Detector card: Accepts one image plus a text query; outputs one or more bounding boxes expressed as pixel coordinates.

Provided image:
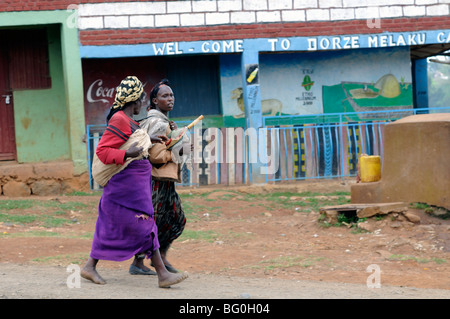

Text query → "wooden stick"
[187,115,204,129]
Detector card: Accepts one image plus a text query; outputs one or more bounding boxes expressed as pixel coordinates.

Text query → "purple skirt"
[90,160,159,261]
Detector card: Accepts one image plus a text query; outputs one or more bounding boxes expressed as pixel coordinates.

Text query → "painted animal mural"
[231,87,282,118]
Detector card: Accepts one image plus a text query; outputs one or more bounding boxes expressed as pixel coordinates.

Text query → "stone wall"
[351,113,450,210]
[0,161,90,197]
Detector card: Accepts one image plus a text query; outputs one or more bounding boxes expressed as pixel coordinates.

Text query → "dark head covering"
[112,76,144,110]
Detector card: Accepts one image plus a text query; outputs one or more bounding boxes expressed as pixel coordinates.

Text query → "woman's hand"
[169,121,177,131]
[150,135,170,144]
[125,142,143,159]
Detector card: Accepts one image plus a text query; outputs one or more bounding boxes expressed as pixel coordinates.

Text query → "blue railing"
[86,107,450,188]
[262,107,450,183]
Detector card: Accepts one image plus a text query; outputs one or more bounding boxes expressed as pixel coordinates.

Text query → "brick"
[403,5,426,16]
[218,0,242,11]
[330,8,355,20]
[231,11,256,23]
[293,0,318,9]
[268,0,292,10]
[206,12,230,25]
[78,16,104,30]
[416,0,438,4]
[306,8,330,21]
[344,0,412,6]
[282,9,306,22]
[180,13,205,26]
[167,0,192,13]
[379,6,403,18]
[155,13,180,27]
[427,4,449,15]
[319,0,342,8]
[104,15,129,29]
[257,11,281,23]
[243,0,268,10]
[130,15,155,28]
[192,0,218,12]
[355,7,380,19]
[80,2,165,17]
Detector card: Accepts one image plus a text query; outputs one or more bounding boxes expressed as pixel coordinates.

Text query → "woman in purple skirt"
[81,76,188,288]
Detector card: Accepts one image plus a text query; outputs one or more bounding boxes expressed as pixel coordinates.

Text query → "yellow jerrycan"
[359,155,381,182]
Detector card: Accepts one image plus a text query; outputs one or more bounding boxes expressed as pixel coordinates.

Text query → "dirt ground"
[0,179,449,300]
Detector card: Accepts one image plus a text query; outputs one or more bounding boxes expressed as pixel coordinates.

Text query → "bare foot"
[81,266,106,285]
[158,271,188,288]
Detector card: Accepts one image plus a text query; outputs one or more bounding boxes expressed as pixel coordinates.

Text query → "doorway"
[0,46,16,161]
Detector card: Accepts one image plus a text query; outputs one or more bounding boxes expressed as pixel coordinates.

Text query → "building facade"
[1,1,449,193]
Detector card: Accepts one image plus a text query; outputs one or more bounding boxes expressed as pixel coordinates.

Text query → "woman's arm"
[96,113,132,165]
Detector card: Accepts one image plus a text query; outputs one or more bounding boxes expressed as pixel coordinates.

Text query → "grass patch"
[64,191,101,196]
[388,254,447,264]
[0,212,76,228]
[1,230,60,238]
[0,200,35,210]
[1,230,94,239]
[239,191,351,211]
[0,212,37,224]
[0,198,97,228]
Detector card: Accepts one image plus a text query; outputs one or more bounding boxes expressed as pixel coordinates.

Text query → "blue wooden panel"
[167,55,221,118]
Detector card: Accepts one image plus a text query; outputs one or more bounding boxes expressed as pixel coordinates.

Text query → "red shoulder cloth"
[96,111,139,165]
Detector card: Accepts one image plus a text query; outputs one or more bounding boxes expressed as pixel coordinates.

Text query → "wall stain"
[21,117,32,130]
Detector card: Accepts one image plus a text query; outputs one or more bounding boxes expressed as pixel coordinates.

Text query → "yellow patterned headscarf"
[112,76,144,110]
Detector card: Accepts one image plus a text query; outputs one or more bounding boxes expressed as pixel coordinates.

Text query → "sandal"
[129,264,157,276]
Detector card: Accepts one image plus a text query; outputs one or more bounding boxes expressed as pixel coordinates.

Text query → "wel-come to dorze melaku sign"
[80,29,450,58]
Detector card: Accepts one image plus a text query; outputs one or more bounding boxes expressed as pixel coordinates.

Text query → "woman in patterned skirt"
[138,79,189,273]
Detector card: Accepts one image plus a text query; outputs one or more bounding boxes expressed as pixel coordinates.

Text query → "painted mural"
[220,47,413,127]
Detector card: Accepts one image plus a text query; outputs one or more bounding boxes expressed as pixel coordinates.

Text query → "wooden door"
[0,46,16,160]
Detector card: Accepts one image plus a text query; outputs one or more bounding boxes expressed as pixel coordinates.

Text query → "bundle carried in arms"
[92,129,151,187]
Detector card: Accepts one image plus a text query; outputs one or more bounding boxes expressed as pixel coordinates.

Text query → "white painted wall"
[77,0,449,29]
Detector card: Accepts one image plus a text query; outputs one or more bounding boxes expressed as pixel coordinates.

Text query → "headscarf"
[112,76,144,110]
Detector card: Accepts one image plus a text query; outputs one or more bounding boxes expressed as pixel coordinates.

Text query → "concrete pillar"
[241,50,267,183]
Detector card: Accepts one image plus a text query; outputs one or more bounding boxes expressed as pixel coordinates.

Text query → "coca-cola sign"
[82,57,165,125]
[86,79,115,104]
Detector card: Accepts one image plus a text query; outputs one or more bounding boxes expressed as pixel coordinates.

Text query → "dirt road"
[1,180,449,304]
[0,263,449,300]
